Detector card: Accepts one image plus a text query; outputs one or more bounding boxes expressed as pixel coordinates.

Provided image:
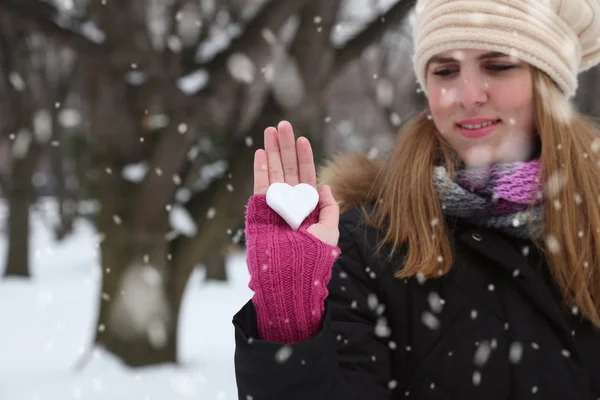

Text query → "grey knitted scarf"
[433,159,544,239]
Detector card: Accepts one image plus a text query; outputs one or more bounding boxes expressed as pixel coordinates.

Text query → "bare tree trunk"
[84,72,179,366]
[51,141,75,241]
[1,19,39,278]
[92,156,177,366]
[203,250,227,281]
[4,143,38,277]
[50,71,78,241]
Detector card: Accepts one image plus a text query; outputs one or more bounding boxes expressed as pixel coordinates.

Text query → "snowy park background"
[1,0,600,399]
[0,199,252,399]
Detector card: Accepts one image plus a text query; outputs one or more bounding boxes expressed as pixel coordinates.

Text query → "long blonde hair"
[323,67,600,328]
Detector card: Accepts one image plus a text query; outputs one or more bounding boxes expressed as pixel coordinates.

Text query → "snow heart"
[266,182,319,231]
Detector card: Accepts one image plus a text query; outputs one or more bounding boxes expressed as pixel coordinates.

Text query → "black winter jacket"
[233,207,600,399]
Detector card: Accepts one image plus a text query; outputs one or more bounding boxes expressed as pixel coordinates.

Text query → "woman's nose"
[457,73,488,108]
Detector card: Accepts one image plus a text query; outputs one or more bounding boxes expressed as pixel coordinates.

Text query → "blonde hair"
[356,67,600,328]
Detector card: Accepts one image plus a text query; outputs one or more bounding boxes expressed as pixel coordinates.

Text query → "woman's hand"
[253,121,340,246]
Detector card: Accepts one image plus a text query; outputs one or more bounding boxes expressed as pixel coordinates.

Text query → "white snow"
[178,70,209,95]
[9,71,26,92]
[80,21,107,44]
[169,205,198,237]
[333,0,405,46]
[33,109,53,143]
[227,52,256,84]
[0,198,252,399]
[12,129,33,159]
[122,162,149,183]
[58,109,82,128]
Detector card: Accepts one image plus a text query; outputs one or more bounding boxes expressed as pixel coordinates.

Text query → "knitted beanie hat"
[412,0,600,98]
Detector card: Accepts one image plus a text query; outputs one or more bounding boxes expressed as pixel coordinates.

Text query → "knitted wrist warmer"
[244,194,341,344]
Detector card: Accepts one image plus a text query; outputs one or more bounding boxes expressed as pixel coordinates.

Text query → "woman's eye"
[433,69,454,77]
[488,65,515,71]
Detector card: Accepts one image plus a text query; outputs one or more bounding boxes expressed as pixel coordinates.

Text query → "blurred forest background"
[0,0,599,396]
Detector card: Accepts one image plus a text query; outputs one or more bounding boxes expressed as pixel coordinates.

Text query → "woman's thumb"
[318,185,339,228]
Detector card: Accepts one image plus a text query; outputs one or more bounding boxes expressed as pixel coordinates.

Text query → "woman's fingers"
[261,121,316,193]
[277,121,299,186]
[297,136,317,189]
[253,149,270,195]
[264,126,284,184]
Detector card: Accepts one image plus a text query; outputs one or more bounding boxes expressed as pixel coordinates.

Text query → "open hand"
[253,121,339,246]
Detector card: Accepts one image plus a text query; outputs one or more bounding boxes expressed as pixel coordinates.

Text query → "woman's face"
[426,48,537,166]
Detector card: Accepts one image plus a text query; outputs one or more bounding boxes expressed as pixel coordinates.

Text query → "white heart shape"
[266,182,319,231]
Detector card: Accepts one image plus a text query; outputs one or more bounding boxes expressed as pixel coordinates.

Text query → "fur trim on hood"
[317,152,383,213]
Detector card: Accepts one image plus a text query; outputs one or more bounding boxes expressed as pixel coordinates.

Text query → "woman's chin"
[457,137,537,167]
[461,146,495,168]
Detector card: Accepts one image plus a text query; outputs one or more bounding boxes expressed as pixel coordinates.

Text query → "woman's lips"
[457,120,501,139]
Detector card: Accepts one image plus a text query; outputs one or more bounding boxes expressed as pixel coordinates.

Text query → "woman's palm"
[253,121,339,246]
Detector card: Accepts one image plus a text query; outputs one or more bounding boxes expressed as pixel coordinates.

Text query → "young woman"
[233,1,600,399]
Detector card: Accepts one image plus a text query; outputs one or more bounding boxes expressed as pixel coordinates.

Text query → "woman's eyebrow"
[428,51,507,64]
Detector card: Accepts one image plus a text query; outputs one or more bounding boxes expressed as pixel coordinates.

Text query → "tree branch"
[131,0,317,232]
[0,0,105,58]
[328,0,415,85]
[196,0,315,86]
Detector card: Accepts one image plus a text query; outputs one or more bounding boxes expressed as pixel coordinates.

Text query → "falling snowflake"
[274,345,293,364]
[427,291,444,313]
[421,311,440,330]
[472,370,482,386]
[169,205,197,236]
[9,71,25,91]
[545,235,560,253]
[375,317,392,337]
[227,52,255,84]
[12,129,32,159]
[33,109,52,143]
[206,207,217,219]
[591,138,600,153]
[474,341,492,367]
[509,342,523,364]
[122,162,149,182]
[367,293,379,310]
[545,170,567,198]
[376,78,394,107]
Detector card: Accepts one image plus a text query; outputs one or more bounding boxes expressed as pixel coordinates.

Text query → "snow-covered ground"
[0,200,252,400]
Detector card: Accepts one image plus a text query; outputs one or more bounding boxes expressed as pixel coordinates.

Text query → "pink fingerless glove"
[245,194,341,344]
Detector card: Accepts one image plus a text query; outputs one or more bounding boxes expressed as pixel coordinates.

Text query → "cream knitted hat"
[412,0,600,98]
